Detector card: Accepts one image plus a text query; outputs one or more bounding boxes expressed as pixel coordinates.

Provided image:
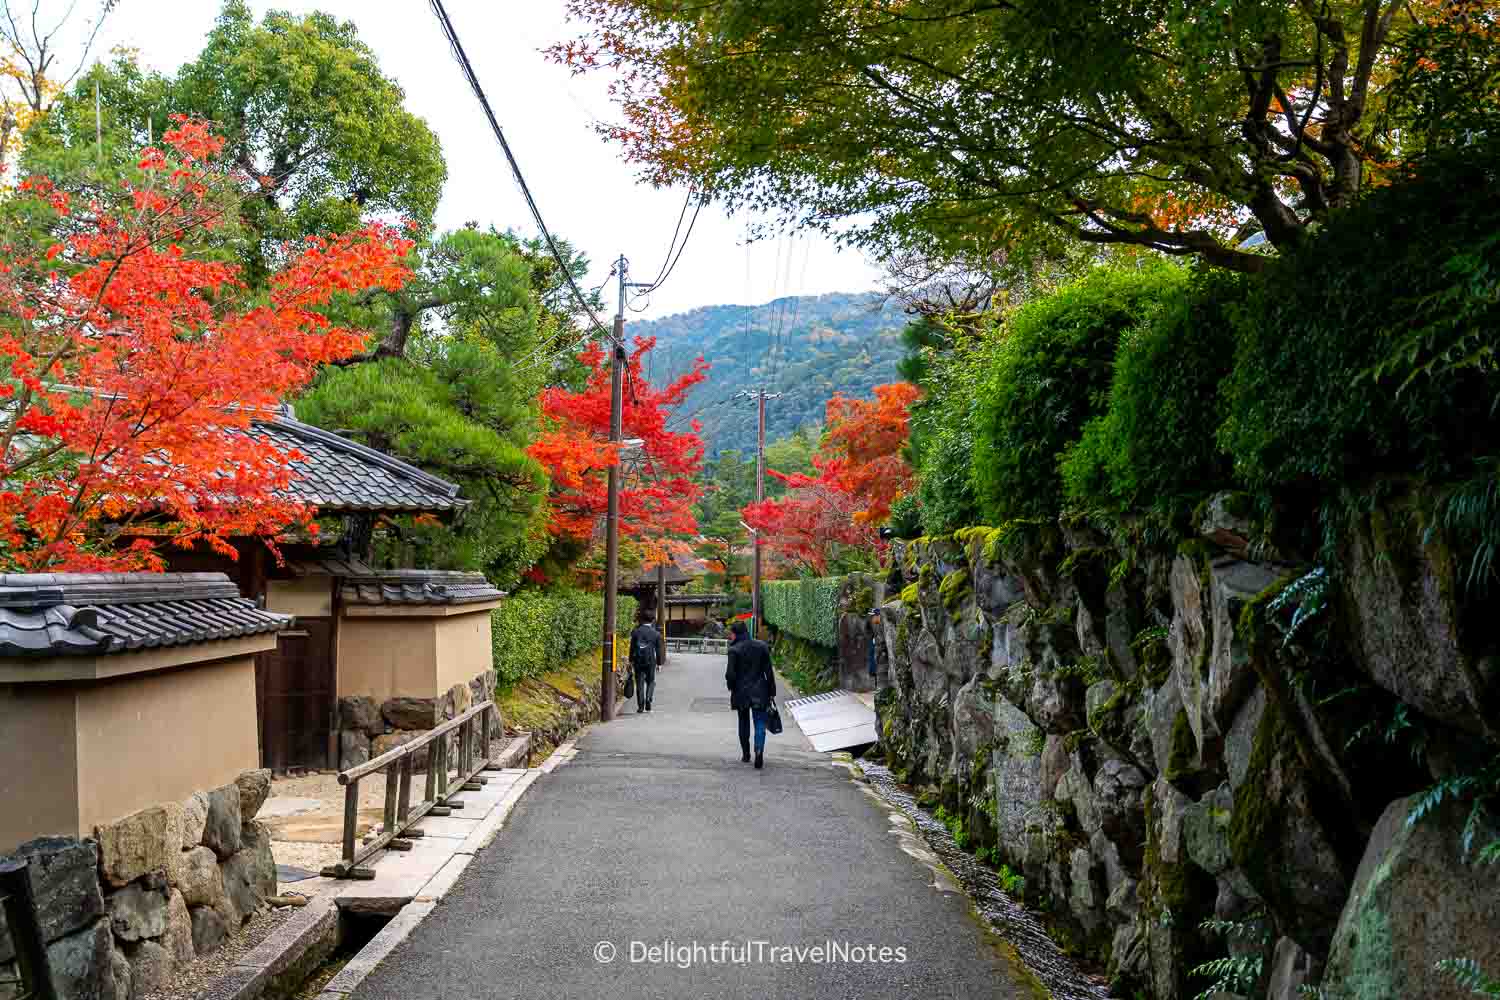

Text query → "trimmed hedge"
[491,590,638,686]
[763,576,842,647]
[971,262,1184,525]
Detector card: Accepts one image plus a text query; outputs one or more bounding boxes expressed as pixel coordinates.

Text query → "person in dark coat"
[725,620,776,768]
[628,613,660,713]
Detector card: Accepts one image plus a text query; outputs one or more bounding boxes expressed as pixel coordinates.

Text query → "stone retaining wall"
[0,769,277,1000]
[335,669,497,771]
[875,497,1500,999]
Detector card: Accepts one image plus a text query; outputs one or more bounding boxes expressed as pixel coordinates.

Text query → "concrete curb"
[493,732,532,769]
[193,896,339,1000]
[192,741,548,1000]
[315,901,437,1000]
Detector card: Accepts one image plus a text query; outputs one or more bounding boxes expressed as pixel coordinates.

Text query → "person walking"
[629,613,660,713]
[726,620,776,768]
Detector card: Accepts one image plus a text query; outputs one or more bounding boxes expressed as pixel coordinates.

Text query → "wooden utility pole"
[656,562,667,666]
[736,389,781,638]
[601,256,653,719]
[601,256,627,721]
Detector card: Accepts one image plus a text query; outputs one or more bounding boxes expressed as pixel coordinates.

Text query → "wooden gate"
[257,618,335,771]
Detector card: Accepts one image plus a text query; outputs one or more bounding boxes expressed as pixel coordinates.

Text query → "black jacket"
[726,636,776,710]
[629,622,660,669]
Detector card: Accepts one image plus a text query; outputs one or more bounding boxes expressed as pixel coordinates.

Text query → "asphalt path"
[350,651,1026,1000]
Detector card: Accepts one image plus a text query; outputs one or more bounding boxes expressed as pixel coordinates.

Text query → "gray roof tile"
[0,573,290,658]
[246,416,467,515]
[335,569,505,607]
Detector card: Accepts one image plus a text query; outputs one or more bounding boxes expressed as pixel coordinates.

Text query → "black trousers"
[635,660,656,708]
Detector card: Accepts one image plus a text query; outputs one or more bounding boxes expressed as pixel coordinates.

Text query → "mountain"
[626,291,908,456]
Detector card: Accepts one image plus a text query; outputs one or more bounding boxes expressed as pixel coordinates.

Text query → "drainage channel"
[858,761,1112,1000]
[288,909,390,1000]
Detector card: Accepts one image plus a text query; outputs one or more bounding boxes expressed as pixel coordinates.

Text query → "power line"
[428,0,618,348]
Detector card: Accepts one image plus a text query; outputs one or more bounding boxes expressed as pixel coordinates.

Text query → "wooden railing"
[0,857,55,1000]
[321,700,499,879]
[665,636,729,655]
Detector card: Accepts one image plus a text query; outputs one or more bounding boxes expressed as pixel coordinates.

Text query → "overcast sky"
[76,0,882,320]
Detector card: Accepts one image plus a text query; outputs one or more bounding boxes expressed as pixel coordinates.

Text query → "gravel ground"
[140,905,296,1000]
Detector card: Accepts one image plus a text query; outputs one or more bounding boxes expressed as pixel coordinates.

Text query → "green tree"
[33,0,446,283]
[557,0,1480,271]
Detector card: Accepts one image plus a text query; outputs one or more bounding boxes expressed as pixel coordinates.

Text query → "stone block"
[381,696,439,731]
[44,918,116,1000]
[123,939,172,1000]
[201,785,242,860]
[162,891,193,964]
[238,822,277,902]
[173,847,225,911]
[235,769,272,823]
[371,731,430,770]
[340,730,371,771]
[179,793,209,850]
[449,682,473,717]
[1324,794,1500,999]
[188,906,227,957]
[96,805,181,888]
[339,695,385,737]
[0,837,104,961]
[105,878,169,943]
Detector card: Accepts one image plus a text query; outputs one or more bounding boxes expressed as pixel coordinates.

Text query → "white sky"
[76,0,882,320]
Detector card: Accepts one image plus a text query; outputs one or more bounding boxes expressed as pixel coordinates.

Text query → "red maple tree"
[741,382,919,573]
[529,336,708,563]
[0,119,415,571]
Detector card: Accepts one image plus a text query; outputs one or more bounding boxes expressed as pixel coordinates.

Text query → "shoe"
[754,752,764,769]
[741,749,751,763]
[637,706,646,713]
[646,702,652,711]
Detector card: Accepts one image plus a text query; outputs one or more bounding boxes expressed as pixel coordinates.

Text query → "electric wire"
[429,0,619,348]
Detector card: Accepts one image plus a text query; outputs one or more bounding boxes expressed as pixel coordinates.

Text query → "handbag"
[764,699,784,735]
[622,669,635,700]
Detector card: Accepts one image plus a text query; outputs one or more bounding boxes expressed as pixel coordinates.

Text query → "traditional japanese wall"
[73,657,259,835]
[874,498,1500,999]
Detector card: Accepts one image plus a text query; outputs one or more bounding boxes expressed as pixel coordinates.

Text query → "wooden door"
[257,618,335,770]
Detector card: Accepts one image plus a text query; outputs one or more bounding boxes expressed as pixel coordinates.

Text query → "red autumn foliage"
[741,382,919,572]
[820,381,921,523]
[0,119,415,571]
[529,336,708,562]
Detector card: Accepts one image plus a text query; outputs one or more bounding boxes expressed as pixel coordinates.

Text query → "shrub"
[1061,268,1243,522]
[1218,138,1500,498]
[762,576,842,647]
[972,262,1186,525]
[907,338,986,535]
[491,589,637,685]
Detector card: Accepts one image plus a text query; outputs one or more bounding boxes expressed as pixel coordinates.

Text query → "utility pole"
[601,255,653,721]
[736,389,781,638]
[656,562,667,667]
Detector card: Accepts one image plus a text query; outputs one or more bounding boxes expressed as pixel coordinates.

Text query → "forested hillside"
[627,292,905,454]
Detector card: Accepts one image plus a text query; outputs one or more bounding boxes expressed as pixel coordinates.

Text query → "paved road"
[351,652,1026,1000]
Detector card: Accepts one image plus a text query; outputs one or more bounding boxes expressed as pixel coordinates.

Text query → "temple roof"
[249,414,467,516]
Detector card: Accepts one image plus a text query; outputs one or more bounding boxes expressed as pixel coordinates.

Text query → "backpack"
[630,625,657,668]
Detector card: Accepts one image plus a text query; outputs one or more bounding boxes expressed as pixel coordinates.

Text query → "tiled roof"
[0,573,290,658]
[329,568,505,607]
[247,415,467,516]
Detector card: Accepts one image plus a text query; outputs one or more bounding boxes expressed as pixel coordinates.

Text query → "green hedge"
[971,262,1184,525]
[1218,139,1500,497]
[1061,268,1242,523]
[763,576,841,647]
[491,590,638,686]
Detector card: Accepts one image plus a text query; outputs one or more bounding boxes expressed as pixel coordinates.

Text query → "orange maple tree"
[742,382,919,572]
[0,119,415,571]
[528,336,708,564]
